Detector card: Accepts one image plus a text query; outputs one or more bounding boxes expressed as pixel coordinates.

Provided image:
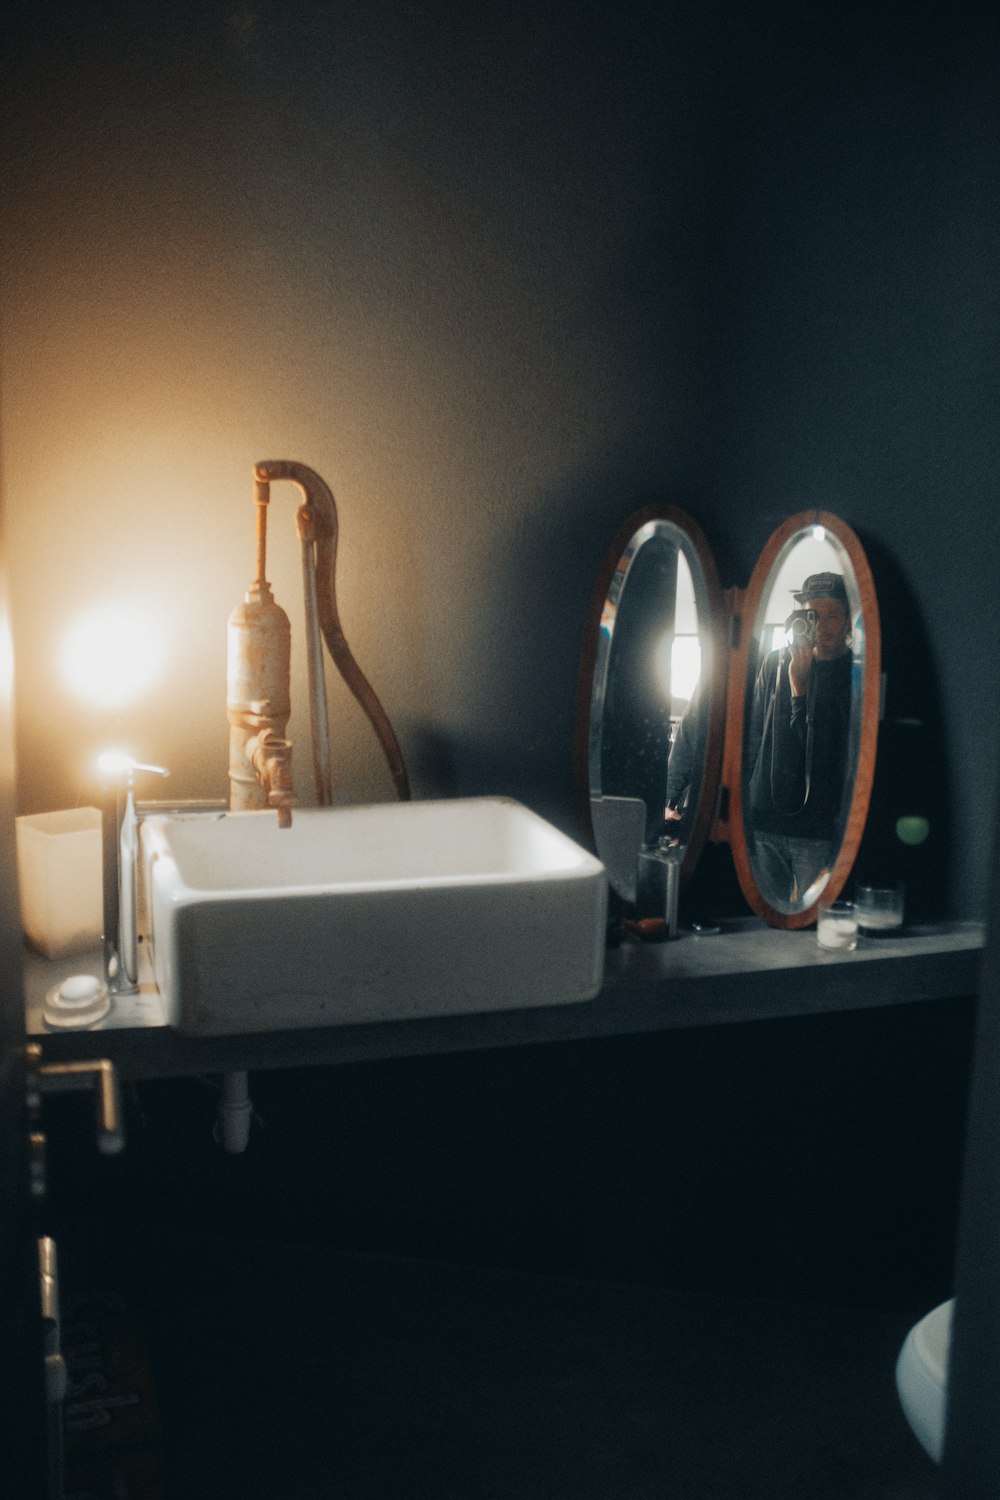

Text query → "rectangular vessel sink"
[140,797,607,1035]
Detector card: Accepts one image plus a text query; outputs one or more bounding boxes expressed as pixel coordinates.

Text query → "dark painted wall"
[3,0,998,917]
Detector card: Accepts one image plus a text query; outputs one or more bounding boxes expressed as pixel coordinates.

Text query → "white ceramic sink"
[140,797,607,1035]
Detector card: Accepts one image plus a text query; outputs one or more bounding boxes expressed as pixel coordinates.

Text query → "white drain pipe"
[217,1070,253,1154]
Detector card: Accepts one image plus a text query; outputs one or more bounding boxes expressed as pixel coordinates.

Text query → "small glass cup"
[855,883,905,938]
[817,900,859,952]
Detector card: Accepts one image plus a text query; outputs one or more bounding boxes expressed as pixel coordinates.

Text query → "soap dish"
[43,974,111,1030]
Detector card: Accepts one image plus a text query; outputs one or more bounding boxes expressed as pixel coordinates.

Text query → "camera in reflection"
[784,608,817,649]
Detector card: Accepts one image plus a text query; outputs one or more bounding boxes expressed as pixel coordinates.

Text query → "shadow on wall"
[854,535,951,921]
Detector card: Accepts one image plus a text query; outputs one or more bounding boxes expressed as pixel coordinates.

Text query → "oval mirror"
[725,510,881,927]
[575,507,725,908]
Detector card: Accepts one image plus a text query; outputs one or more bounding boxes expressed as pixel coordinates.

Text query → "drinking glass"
[817,900,859,952]
[855,884,905,937]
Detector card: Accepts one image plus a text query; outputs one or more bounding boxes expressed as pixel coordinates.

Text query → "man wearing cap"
[745,572,855,906]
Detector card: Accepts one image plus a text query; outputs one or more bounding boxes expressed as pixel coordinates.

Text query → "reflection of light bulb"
[656,633,701,701]
[59,605,165,709]
[811,525,826,541]
[671,637,701,700]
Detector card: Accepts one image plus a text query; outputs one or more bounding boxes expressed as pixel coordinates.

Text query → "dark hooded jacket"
[746,649,853,840]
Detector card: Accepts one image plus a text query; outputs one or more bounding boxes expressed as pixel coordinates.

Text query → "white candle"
[817,914,858,951]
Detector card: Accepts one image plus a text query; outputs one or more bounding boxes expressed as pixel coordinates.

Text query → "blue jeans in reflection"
[752,833,834,907]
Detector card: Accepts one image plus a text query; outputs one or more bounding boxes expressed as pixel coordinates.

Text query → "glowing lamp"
[59,604,165,710]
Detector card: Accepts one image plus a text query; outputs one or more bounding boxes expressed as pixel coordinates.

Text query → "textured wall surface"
[3,0,998,915]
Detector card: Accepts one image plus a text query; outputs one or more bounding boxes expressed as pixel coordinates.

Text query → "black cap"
[792,572,848,605]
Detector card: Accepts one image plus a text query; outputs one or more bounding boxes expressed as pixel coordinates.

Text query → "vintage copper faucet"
[227,460,409,826]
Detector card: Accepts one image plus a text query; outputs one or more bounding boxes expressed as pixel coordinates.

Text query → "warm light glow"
[96,750,139,778]
[95,749,170,786]
[0,616,13,705]
[59,604,165,709]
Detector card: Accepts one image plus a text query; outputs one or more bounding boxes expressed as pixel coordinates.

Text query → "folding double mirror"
[576,508,881,929]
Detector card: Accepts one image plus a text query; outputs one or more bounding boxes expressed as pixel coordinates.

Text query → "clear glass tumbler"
[817,900,859,952]
[855,883,905,937]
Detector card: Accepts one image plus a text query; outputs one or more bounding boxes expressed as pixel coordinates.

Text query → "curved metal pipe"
[253,460,410,801]
[298,525,333,806]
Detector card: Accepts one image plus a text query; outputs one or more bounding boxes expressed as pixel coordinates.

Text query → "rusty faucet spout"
[250,731,296,829]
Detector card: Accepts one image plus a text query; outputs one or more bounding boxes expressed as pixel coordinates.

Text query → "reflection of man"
[662,682,703,840]
[746,572,853,904]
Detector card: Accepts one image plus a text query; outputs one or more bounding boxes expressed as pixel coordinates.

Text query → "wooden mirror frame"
[574,504,728,890]
[719,509,882,929]
[576,507,882,931]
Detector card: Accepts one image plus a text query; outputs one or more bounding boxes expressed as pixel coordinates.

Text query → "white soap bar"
[43,972,110,1029]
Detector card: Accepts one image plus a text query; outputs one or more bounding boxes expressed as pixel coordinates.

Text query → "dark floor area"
[61,1222,938,1500]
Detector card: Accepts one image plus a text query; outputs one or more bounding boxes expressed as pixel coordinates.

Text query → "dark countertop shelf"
[24,918,984,1081]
